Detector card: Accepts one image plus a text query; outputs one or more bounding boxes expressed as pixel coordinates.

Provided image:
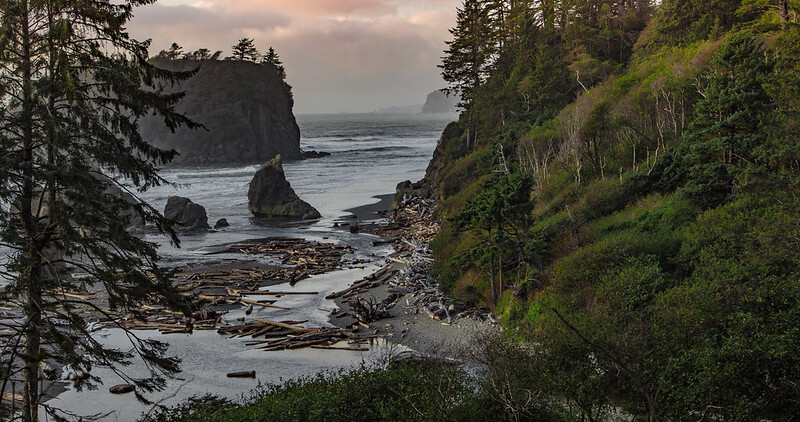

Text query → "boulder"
[164,196,210,230]
[214,218,230,229]
[301,150,331,159]
[248,155,321,220]
[393,179,432,207]
[114,189,147,235]
[109,384,135,394]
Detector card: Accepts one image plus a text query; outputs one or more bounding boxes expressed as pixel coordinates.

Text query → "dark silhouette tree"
[189,47,212,60]
[231,37,259,62]
[0,0,198,420]
[262,46,286,79]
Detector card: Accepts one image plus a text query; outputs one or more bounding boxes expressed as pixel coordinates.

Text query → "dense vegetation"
[152,39,288,82]
[142,359,521,422]
[428,0,800,419]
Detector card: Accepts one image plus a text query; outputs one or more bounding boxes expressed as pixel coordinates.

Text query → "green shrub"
[142,360,497,422]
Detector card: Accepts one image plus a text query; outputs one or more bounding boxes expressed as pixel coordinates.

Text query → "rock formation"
[110,187,147,235]
[248,155,321,220]
[140,59,302,166]
[422,90,459,113]
[394,179,433,207]
[164,196,210,231]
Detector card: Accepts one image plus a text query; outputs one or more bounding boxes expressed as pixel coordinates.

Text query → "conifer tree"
[0,0,198,420]
[440,0,498,148]
[262,46,287,80]
[441,0,497,109]
[166,42,184,59]
[738,0,800,30]
[685,31,776,207]
[190,47,212,60]
[231,37,259,62]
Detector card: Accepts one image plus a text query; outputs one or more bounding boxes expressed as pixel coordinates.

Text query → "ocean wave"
[344,146,415,153]
[171,166,260,180]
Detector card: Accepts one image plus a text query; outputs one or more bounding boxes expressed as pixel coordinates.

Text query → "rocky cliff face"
[140,59,302,166]
[422,91,458,114]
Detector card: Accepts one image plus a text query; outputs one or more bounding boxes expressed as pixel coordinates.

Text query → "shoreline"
[328,192,495,358]
[342,193,394,222]
[8,192,488,417]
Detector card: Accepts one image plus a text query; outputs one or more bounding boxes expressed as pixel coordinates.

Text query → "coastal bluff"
[421,90,458,113]
[140,59,302,166]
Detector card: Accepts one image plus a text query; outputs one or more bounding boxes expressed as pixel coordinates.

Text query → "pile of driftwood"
[102,237,351,334]
[216,238,352,275]
[348,294,401,324]
[388,239,493,324]
[326,265,397,300]
[326,193,493,326]
[176,268,311,294]
[218,318,368,352]
[376,197,440,252]
[105,281,322,333]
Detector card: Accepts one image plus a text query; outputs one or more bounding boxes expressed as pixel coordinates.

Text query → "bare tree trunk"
[19,3,42,420]
[781,0,789,30]
[489,257,497,305]
[497,255,503,302]
[21,251,42,422]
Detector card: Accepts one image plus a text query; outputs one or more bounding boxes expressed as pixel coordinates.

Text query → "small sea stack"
[248,155,321,220]
[164,196,210,231]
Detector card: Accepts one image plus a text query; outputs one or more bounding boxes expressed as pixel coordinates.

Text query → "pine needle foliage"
[0,0,198,420]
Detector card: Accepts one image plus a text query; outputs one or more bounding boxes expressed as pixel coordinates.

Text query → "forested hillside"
[430,0,800,419]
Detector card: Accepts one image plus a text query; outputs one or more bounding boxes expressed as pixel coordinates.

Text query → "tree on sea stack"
[231,37,260,62]
[0,0,198,420]
[262,46,287,80]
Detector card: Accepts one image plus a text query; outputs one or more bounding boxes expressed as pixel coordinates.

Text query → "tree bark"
[781,0,789,30]
[489,256,497,305]
[19,2,42,420]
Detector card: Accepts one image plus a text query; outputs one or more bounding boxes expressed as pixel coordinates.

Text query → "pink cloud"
[127,0,462,113]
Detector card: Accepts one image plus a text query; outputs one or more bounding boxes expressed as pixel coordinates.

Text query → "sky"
[127,0,462,114]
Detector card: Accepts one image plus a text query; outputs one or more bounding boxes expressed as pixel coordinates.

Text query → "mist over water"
[42,113,455,420]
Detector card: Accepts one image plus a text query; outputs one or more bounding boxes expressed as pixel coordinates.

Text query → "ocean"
[42,113,456,420]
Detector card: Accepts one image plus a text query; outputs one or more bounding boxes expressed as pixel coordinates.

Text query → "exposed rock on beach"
[164,196,210,231]
[248,155,321,220]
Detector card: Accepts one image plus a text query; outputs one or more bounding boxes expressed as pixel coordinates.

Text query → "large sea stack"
[140,59,302,166]
[421,90,458,113]
[248,155,321,220]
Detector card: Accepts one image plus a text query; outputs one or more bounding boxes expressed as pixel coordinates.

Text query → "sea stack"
[164,196,210,231]
[139,59,302,166]
[248,155,321,220]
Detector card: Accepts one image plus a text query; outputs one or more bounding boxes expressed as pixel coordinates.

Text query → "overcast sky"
[127,0,461,114]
